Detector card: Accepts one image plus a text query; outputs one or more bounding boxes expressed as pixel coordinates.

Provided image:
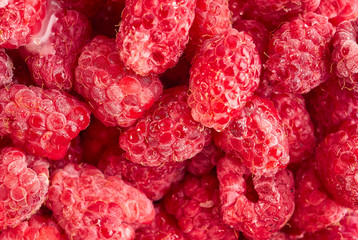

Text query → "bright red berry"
[315,0,358,26]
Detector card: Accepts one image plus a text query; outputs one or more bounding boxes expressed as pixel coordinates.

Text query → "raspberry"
[47,163,155,240]
[164,172,238,240]
[0,84,91,160]
[119,86,208,166]
[263,12,334,94]
[188,28,261,131]
[0,49,13,87]
[217,155,295,240]
[0,0,48,49]
[315,0,358,26]
[22,8,92,91]
[0,146,49,230]
[75,35,163,128]
[214,95,289,176]
[98,145,186,201]
[315,120,358,209]
[116,0,196,76]
[59,0,106,17]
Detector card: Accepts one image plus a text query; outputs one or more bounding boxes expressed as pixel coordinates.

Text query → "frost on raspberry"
[47,163,155,240]
[217,155,295,240]
[188,28,261,131]
[119,86,208,167]
[116,0,196,76]
[0,147,49,231]
[75,35,163,128]
[0,84,91,160]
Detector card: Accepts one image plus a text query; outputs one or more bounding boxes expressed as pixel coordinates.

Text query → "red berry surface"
[0,49,13,87]
[116,0,196,76]
[75,35,163,128]
[188,28,261,131]
[316,0,358,26]
[59,0,106,17]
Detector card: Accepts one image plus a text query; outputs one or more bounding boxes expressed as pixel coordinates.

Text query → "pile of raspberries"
[1,0,358,239]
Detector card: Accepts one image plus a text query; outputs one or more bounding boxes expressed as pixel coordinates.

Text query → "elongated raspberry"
[217,155,295,240]
[214,95,289,176]
[59,0,106,17]
[0,49,12,87]
[119,86,208,166]
[0,84,91,160]
[98,145,186,201]
[0,0,48,49]
[75,35,163,128]
[0,147,49,230]
[315,0,358,26]
[164,172,238,240]
[116,0,196,76]
[47,163,155,240]
[263,12,334,94]
[188,28,261,131]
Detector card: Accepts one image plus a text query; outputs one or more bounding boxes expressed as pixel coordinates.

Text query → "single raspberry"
[47,163,155,240]
[116,0,196,76]
[0,146,49,230]
[119,86,208,167]
[164,172,238,240]
[22,8,92,91]
[217,155,295,240]
[75,35,163,128]
[315,120,358,209]
[0,212,67,240]
[214,95,289,176]
[0,49,13,87]
[315,0,358,26]
[0,84,91,160]
[98,145,186,201]
[0,0,48,49]
[188,28,261,131]
[263,12,334,94]
[59,0,106,17]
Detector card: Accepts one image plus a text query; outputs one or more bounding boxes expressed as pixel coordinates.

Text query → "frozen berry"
[0,49,13,87]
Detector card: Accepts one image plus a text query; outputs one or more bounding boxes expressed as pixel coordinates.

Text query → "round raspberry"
[0,49,13,87]
[214,95,289,176]
[164,172,238,240]
[75,35,163,128]
[315,0,358,26]
[0,84,91,160]
[59,0,106,17]
[0,147,49,230]
[47,163,155,240]
[98,145,186,201]
[116,0,196,76]
[188,28,261,131]
[217,155,295,240]
[0,0,48,49]
[263,12,334,94]
[119,86,209,166]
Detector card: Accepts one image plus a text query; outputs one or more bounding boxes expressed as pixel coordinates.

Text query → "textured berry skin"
[188,28,261,131]
[0,147,49,231]
[0,49,13,87]
[59,0,106,17]
[315,120,358,210]
[98,145,186,201]
[270,93,316,165]
[214,95,289,176]
[75,35,163,128]
[263,12,334,94]
[0,0,48,49]
[164,172,238,240]
[22,9,92,91]
[116,0,196,76]
[217,155,295,240]
[0,84,91,160]
[47,163,155,240]
[119,86,208,166]
[316,0,358,26]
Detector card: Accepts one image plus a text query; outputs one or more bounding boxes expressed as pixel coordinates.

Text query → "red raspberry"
[47,163,155,240]
[22,8,92,91]
[315,0,358,26]
[98,145,186,201]
[0,84,91,160]
[119,86,208,166]
[315,120,358,209]
[75,35,163,128]
[217,155,295,240]
[0,49,13,87]
[0,0,47,49]
[0,147,49,230]
[188,28,261,131]
[164,172,238,240]
[59,0,106,17]
[263,12,334,94]
[116,0,196,76]
[214,95,289,176]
